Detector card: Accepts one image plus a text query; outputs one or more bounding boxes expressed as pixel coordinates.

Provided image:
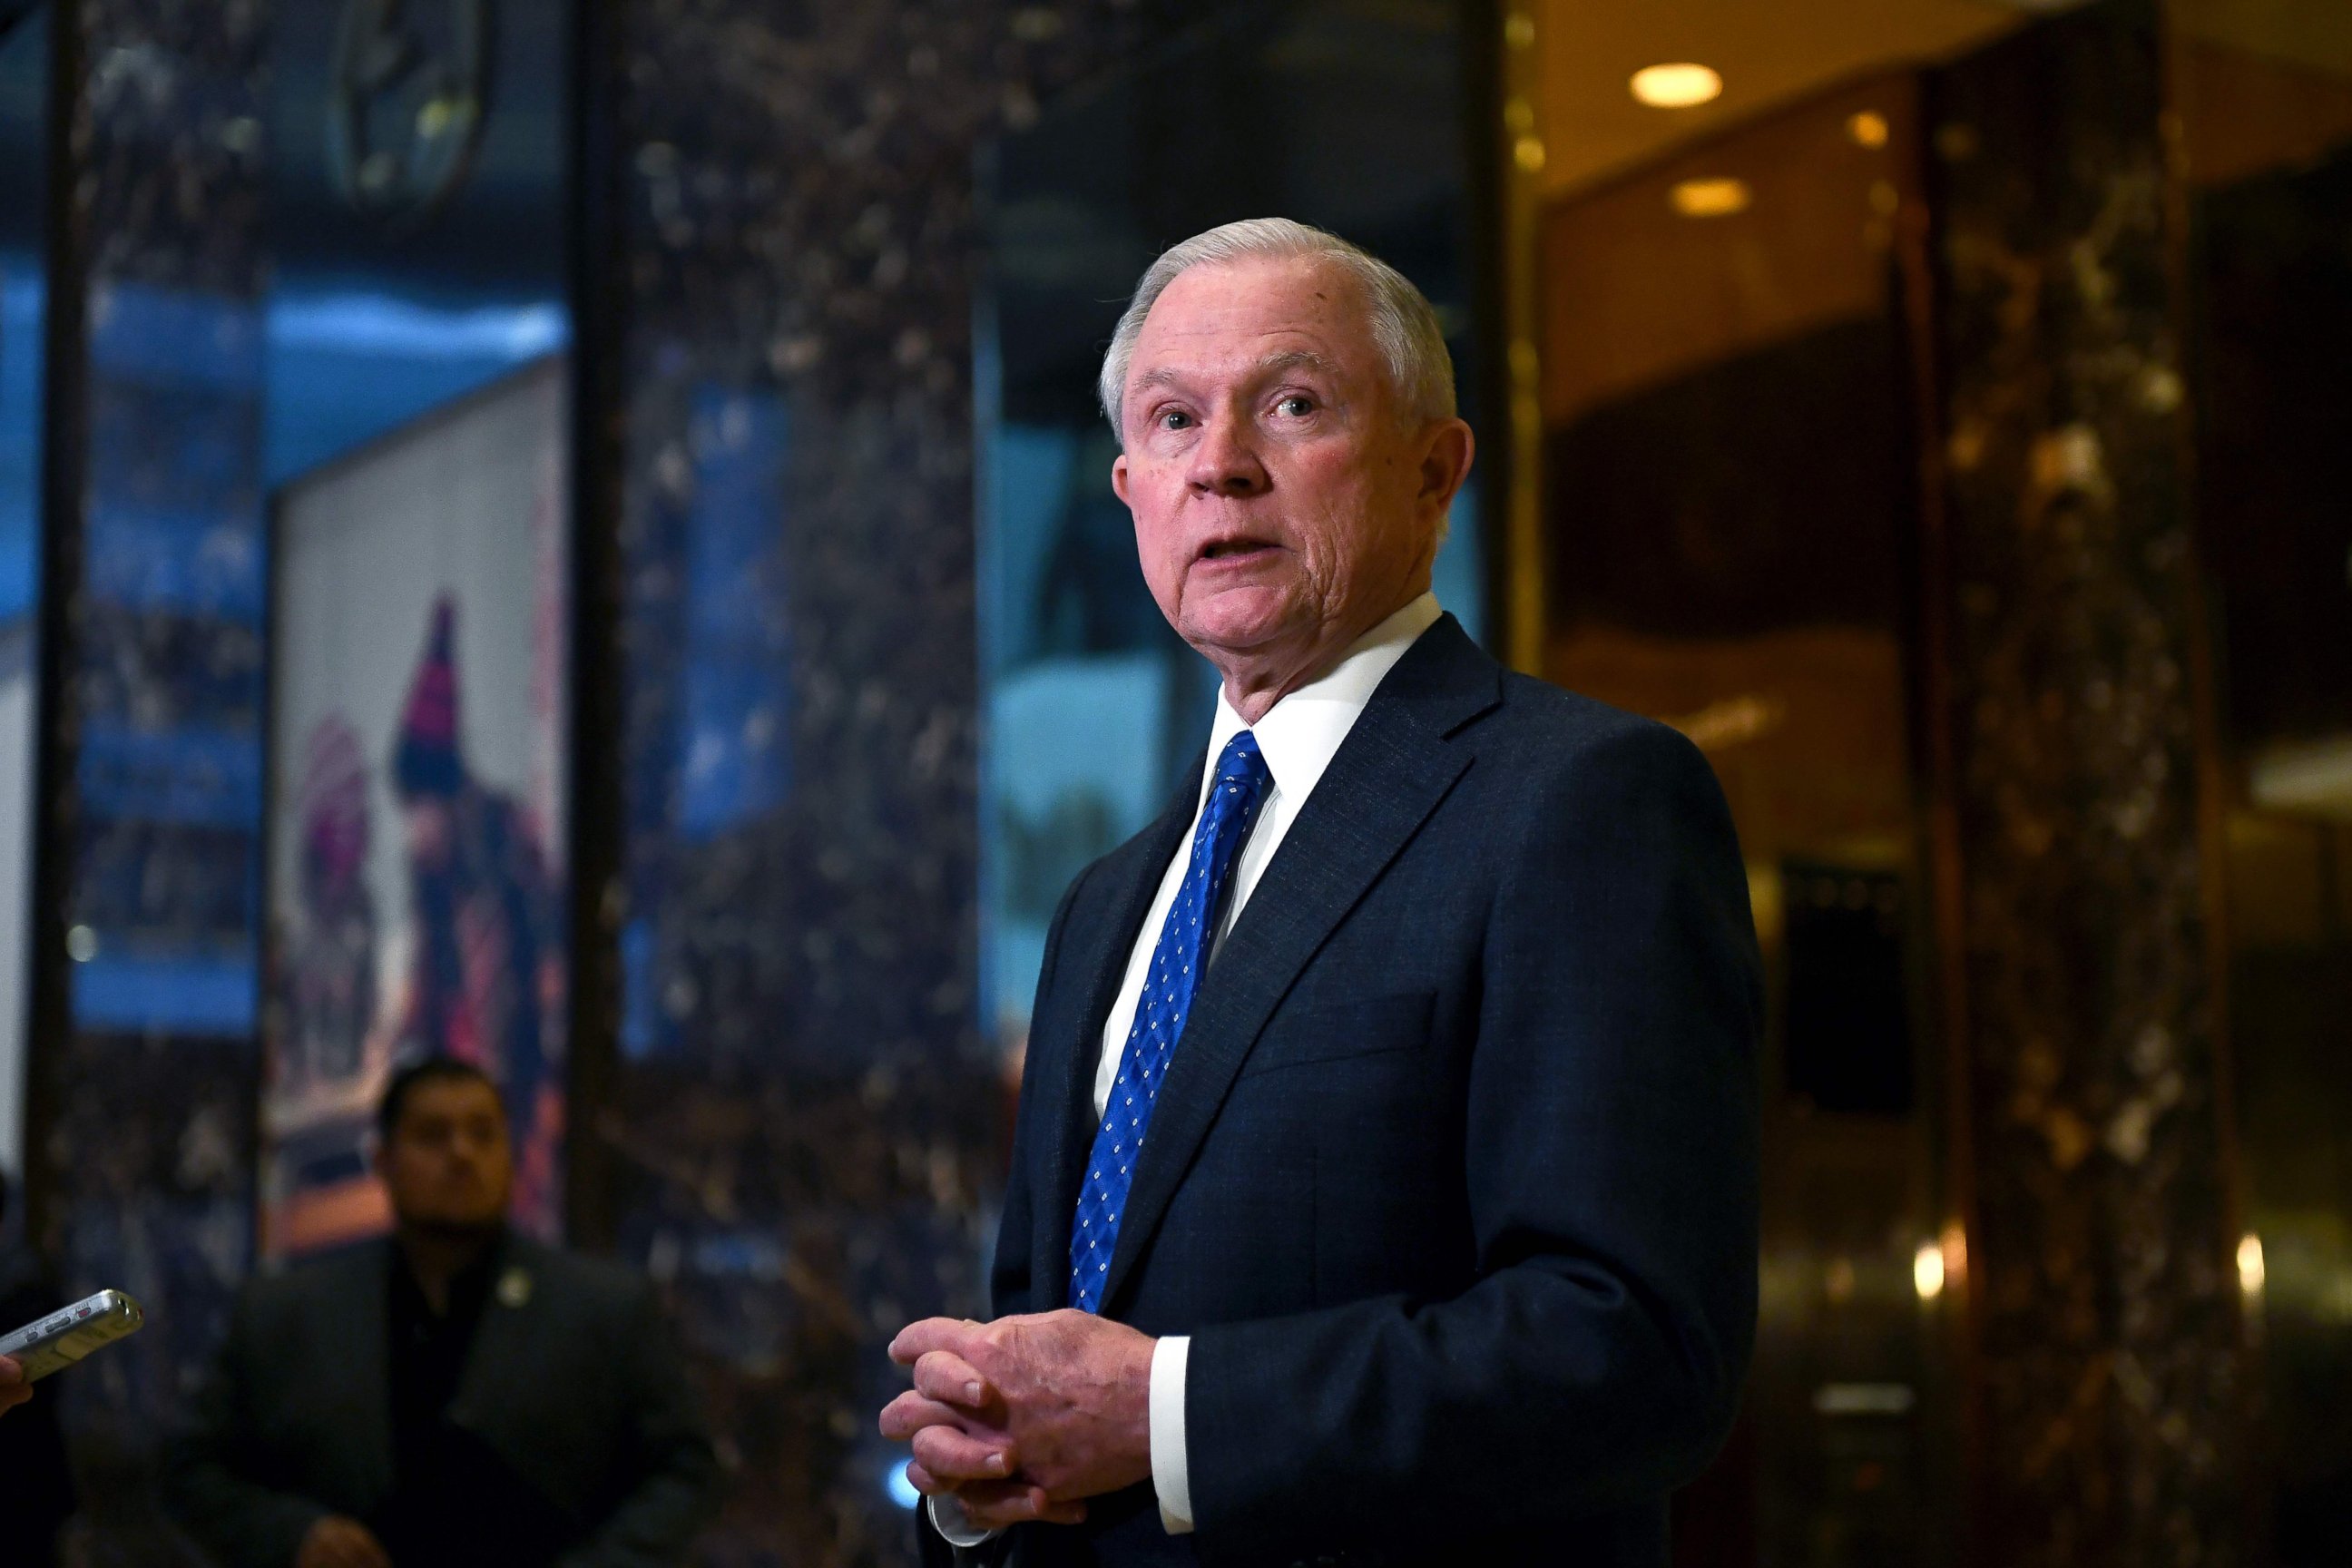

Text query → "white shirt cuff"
[1150,1334,1194,1534]
[927,1493,999,1549]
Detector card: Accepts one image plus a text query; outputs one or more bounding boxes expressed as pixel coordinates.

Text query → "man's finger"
[319,1518,390,1568]
[911,1349,993,1408]
[878,1391,995,1442]
[910,1422,1016,1483]
[326,1525,389,1568]
[0,1357,28,1414]
[888,1316,985,1367]
[953,1482,1088,1531]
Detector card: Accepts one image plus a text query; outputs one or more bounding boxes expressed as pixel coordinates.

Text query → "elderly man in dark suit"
[169,1060,718,1568]
[881,218,1761,1568]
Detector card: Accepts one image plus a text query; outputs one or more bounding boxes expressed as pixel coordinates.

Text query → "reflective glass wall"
[1535,68,1955,1568]
[34,1,576,1553]
[2176,3,2352,1558]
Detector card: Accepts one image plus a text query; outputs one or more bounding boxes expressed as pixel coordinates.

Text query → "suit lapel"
[448,1233,577,1512]
[1099,616,1500,1310]
[1028,786,1196,1310]
[328,1243,395,1504]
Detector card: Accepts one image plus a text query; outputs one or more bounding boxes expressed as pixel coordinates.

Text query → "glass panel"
[1535,67,1955,1568]
[0,2,44,1195]
[254,0,576,1258]
[976,0,1488,1059]
[2174,4,2352,1557]
[34,29,578,1553]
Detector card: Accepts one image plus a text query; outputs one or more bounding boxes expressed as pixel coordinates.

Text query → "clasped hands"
[878,1309,1156,1531]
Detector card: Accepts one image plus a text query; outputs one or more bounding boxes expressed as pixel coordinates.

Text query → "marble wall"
[38,0,271,1562]
[1925,2,2243,1563]
[600,3,1183,1562]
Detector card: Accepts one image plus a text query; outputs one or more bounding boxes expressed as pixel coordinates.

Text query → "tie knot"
[1212,730,1271,799]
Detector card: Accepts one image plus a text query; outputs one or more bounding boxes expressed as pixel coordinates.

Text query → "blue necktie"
[1069,730,1274,1312]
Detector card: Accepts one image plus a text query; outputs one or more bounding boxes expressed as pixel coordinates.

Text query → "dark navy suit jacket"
[936,614,1761,1568]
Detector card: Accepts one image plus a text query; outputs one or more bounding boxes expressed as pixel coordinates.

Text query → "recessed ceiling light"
[1847,111,1891,149]
[1631,64,1723,109]
[1670,177,1750,218]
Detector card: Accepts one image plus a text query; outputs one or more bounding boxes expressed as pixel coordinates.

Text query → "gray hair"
[1097,218,1456,442]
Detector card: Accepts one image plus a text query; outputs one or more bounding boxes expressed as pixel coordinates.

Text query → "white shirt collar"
[1200,593,1444,810]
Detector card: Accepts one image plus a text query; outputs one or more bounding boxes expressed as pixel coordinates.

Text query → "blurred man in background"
[168,1060,717,1568]
[0,1169,77,1560]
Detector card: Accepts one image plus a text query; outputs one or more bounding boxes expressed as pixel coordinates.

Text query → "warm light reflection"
[1913,1240,1946,1301]
[1631,62,1723,108]
[1670,177,1750,218]
[1847,110,1891,149]
[2239,1232,2267,1298]
[1940,1220,1969,1294]
[2248,735,2352,818]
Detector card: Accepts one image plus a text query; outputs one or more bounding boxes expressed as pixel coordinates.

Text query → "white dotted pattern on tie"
[1068,731,1271,1310]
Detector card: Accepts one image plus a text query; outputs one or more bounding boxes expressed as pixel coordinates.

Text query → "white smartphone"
[0,1289,145,1382]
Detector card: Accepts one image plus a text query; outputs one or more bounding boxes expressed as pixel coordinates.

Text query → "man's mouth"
[1200,538,1278,562]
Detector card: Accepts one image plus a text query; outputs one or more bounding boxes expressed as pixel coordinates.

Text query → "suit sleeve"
[1184,722,1763,1563]
[987,858,1094,1320]
[164,1289,331,1568]
[556,1282,720,1568]
[915,863,1099,1567]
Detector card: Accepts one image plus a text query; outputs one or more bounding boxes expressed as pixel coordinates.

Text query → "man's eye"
[1159,409,1192,430]
[1276,395,1314,417]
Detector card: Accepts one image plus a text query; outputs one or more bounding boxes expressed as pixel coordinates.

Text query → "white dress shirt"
[933,593,1444,1547]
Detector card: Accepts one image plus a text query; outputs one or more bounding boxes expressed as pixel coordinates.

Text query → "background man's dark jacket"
[929,615,1762,1568]
[169,1233,717,1567]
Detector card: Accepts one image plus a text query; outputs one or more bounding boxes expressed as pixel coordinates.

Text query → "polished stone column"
[34,1,271,1562]
[1925,2,2243,1563]
[600,4,1174,1560]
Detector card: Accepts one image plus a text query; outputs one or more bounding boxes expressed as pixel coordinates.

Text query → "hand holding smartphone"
[0,1289,145,1384]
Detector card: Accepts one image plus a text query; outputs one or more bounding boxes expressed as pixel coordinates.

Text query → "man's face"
[1111,254,1465,670]
[375,1076,513,1234]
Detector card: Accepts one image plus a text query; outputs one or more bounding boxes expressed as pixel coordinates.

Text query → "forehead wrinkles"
[1131,346,1346,401]
[1130,259,1376,387]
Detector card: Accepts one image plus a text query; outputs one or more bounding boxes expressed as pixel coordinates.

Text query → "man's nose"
[1186,409,1269,497]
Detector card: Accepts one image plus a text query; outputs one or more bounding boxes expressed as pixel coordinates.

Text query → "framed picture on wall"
[260,354,571,1259]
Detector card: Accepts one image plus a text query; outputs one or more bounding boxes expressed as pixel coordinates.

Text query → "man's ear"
[1418,418,1475,511]
[1111,450,1132,507]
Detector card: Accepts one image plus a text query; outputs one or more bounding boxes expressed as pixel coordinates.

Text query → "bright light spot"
[1940,1221,1968,1293]
[1670,177,1750,218]
[1914,1241,1945,1301]
[2238,1233,2266,1298]
[1514,135,1547,174]
[66,926,99,964]
[267,293,568,362]
[1631,63,1723,109]
[1848,111,1891,149]
[887,1461,922,1510]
